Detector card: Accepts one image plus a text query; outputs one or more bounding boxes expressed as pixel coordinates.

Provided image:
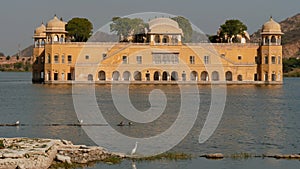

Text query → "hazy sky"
[0,0,299,55]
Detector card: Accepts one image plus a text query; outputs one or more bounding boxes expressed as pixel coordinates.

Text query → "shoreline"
[1,138,300,169]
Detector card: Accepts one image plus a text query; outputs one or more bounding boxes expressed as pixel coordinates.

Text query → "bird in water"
[15,121,20,125]
[131,141,138,155]
[78,119,83,124]
[118,121,125,126]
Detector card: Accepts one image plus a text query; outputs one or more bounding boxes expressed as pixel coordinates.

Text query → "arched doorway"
[123,71,131,81]
[212,71,219,81]
[201,71,209,81]
[225,71,232,81]
[154,71,160,81]
[88,74,93,81]
[190,71,198,81]
[98,71,106,81]
[182,71,186,81]
[162,71,168,81]
[237,75,243,81]
[272,72,276,81]
[134,71,141,81]
[171,71,178,81]
[112,71,120,81]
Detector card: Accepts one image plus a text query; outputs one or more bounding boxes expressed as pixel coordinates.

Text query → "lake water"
[0,72,299,168]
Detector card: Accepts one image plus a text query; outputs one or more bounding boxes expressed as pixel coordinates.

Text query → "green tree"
[6,55,10,60]
[14,62,23,69]
[171,16,193,43]
[110,17,148,42]
[219,19,247,43]
[66,17,93,42]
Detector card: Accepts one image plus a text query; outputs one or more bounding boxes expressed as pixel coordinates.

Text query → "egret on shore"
[78,119,83,124]
[131,141,138,155]
[15,121,20,125]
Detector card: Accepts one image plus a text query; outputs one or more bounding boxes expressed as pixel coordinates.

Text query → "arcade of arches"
[92,70,251,82]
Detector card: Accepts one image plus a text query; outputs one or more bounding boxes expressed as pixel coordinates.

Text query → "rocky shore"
[0,138,126,169]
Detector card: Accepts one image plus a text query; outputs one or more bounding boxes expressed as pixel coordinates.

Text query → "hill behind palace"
[251,13,300,58]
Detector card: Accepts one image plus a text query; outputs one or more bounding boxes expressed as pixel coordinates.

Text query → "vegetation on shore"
[283,57,300,77]
[0,62,32,72]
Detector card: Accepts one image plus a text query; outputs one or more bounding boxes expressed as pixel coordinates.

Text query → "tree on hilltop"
[66,17,93,42]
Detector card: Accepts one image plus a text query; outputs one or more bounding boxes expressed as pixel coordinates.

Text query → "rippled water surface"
[0,72,299,168]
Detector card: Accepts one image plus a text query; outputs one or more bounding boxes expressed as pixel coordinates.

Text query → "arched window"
[271,36,276,43]
[134,71,141,81]
[154,71,160,81]
[60,35,64,42]
[171,71,178,81]
[123,71,131,81]
[172,35,178,44]
[34,40,39,47]
[88,74,93,81]
[154,35,160,43]
[212,71,219,81]
[162,71,168,81]
[237,75,243,81]
[53,35,59,42]
[112,71,120,81]
[54,55,59,63]
[98,71,106,81]
[190,71,198,81]
[265,37,269,45]
[200,71,209,81]
[162,35,169,43]
[41,40,45,46]
[225,71,232,81]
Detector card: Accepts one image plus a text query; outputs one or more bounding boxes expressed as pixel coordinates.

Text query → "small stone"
[56,154,72,164]
[204,153,224,159]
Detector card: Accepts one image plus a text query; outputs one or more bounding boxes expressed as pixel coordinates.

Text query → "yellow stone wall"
[33,42,276,83]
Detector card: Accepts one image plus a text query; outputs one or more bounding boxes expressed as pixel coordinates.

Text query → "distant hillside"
[12,45,34,57]
[251,13,300,58]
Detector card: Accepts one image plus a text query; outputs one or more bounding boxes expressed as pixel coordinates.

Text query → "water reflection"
[1,73,300,169]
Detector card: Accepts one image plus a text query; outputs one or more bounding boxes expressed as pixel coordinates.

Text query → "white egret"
[15,121,20,125]
[131,141,138,155]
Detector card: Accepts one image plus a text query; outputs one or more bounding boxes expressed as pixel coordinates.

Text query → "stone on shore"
[201,153,224,159]
[0,138,127,169]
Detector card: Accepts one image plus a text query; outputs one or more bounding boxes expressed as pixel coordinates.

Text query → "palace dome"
[149,18,183,35]
[46,15,67,33]
[34,23,46,38]
[261,17,283,35]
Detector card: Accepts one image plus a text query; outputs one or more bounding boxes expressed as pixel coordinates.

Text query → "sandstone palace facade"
[32,16,283,84]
